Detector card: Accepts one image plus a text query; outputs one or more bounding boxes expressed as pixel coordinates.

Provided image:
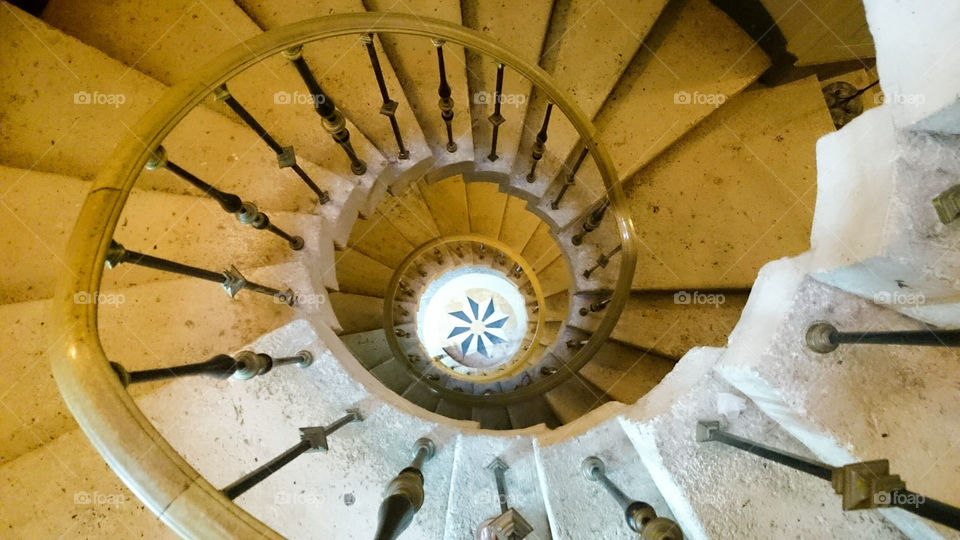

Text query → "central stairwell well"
[12,0,953,538]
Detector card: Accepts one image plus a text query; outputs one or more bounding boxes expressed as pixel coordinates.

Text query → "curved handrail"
[52,13,637,536]
[382,234,548,386]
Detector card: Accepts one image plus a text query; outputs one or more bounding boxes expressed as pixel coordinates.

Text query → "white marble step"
[0,166,328,305]
[535,417,674,539]
[715,255,960,539]
[442,434,551,540]
[0,261,320,466]
[619,355,904,539]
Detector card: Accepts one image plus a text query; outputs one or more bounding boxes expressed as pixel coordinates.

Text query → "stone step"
[585,291,749,360]
[0,4,357,226]
[0,261,317,466]
[508,0,669,194]
[462,0,553,174]
[442,435,550,540]
[506,397,560,430]
[470,406,512,431]
[41,0,393,185]
[420,175,471,237]
[346,213,415,269]
[369,356,415,395]
[624,76,834,290]
[363,0,475,165]
[339,328,393,370]
[376,179,443,247]
[131,318,459,539]
[535,418,676,539]
[328,249,393,297]
[498,195,541,254]
[811,105,960,327]
[328,293,386,335]
[0,166,327,305]
[619,360,905,539]
[578,340,676,404]
[465,181,508,238]
[233,0,432,167]
[532,0,772,231]
[542,371,610,424]
[714,256,960,538]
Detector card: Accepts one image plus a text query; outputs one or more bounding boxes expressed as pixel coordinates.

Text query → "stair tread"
[0,166,325,305]
[419,176,471,237]
[376,181,442,246]
[329,249,393,297]
[579,340,676,404]
[369,357,414,395]
[42,0,390,181]
[0,4,352,218]
[347,214,415,269]
[328,292,386,335]
[0,261,314,465]
[625,76,834,290]
[542,371,610,424]
[499,196,541,253]
[465,181,508,238]
[338,328,393,370]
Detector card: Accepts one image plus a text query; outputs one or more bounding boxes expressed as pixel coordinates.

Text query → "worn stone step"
[624,76,834,290]
[578,340,676,404]
[542,371,610,424]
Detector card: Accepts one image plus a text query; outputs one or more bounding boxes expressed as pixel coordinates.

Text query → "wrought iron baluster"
[374,438,436,540]
[361,34,409,160]
[806,321,960,353]
[697,420,960,532]
[480,458,533,539]
[487,63,506,162]
[583,244,623,279]
[572,198,611,245]
[221,409,361,500]
[283,45,367,175]
[582,457,684,538]
[110,350,313,386]
[433,39,458,153]
[214,84,330,204]
[551,147,588,210]
[146,147,303,250]
[526,103,553,183]
[578,293,611,317]
[105,241,295,305]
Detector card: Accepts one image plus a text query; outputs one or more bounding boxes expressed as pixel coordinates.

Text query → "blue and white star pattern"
[446,296,509,358]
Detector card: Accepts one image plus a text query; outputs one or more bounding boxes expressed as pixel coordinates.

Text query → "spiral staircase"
[1,0,959,538]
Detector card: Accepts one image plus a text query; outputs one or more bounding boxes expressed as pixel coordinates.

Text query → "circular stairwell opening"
[417,266,528,369]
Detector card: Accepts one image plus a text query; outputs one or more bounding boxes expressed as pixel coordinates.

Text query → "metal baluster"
[583,244,623,279]
[572,199,611,246]
[697,420,960,532]
[487,63,506,162]
[578,294,611,317]
[105,241,294,305]
[221,409,361,500]
[361,34,409,160]
[481,458,533,539]
[110,350,313,386]
[283,45,367,175]
[806,321,960,353]
[551,147,588,210]
[374,438,436,540]
[526,103,553,183]
[146,147,303,250]
[214,84,330,204]
[582,457,684,538]
[433,39,458,153]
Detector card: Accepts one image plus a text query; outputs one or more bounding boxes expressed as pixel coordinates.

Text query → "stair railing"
[52,13,636,537]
